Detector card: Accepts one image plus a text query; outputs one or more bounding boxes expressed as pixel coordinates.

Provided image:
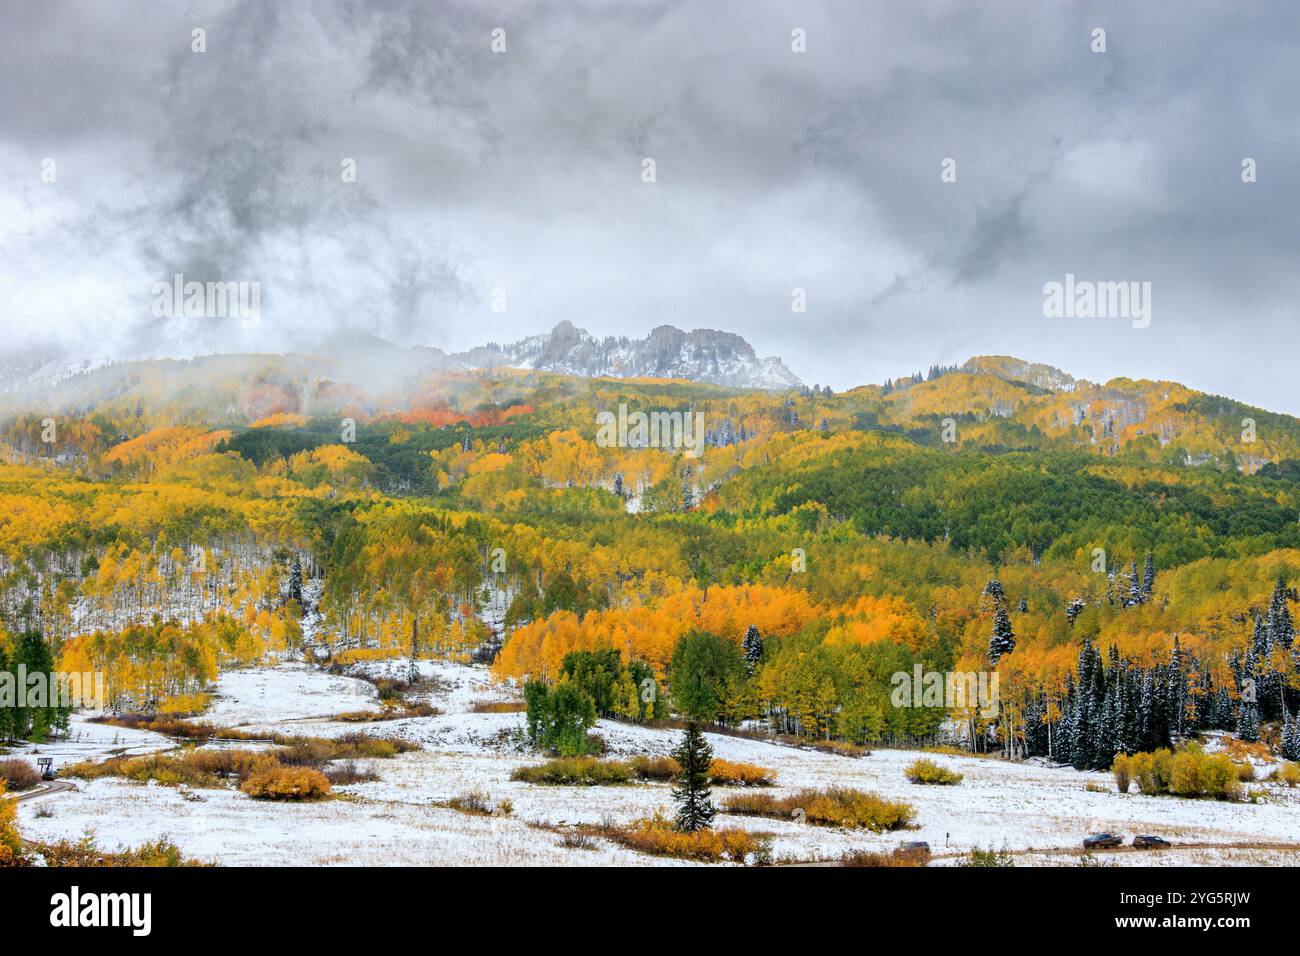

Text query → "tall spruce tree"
[1057,673,1076,764]
[1237,697,1261,743]
[1070,642,1095,769]
[1282,714,1300,761]
[1213,686,1234,730]
[988,605,1016,665]
[1126,562,1142,607]
[670,722,715,832]
[1268,577,1295,650]
[1168,636,1187,738]
[1237,645,1262,743]
[742,625,764,676]
[287,556,303,606]
[14,632,58,741]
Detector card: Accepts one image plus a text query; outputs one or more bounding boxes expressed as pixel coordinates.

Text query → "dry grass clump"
[334,702,440,722]
[841,848,929,867]
[470,700,527,713]
[434,788,512,816]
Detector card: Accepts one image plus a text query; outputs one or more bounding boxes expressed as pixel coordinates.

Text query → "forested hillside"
[3,352,1299,762]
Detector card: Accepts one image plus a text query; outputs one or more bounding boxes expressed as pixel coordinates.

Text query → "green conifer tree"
[670,722,715,833]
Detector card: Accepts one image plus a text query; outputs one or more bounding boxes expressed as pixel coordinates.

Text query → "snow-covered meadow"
[15,660,1300,866]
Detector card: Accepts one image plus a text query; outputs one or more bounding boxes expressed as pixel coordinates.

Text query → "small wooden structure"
[37,757,55,781]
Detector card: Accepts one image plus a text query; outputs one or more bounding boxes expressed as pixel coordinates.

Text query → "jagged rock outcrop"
[468,322,802,389]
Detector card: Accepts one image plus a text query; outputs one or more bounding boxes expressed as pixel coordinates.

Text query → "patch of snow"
[20,661,1300,867]
[204,664,380,726]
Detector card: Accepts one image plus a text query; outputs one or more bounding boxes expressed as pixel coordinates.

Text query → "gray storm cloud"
[1,0,1297,410]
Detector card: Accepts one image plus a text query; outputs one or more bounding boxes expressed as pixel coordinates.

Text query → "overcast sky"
[2,1,1298,409]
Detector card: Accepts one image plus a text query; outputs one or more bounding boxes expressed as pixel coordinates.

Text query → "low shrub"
[959,846,1015,867]
[60,758,122,782]
[723,787,915,832]
[606,814,759,863]
[559,831,598,851]
[240,766,331,801]
[92,715,224,741]
[1125,746,1241,800]
[74,754,218,788]
[1111,753,1131,793]
[841,848,928,867]
[275,738,336,767]
[627,755,677,781]
[275,733,415,767]
[183,748,278,780]
[0,782,24,867]
[709,759,776,787]
[335,703,440,722]
[0,758,41,792]
[1272,762,1300,787]
[436,788,510,816]
[513,754,776,787]
[511,756,631,786]
[66,748,278,789]
[35,835,210,867]
[323,761,380,785]
[905,758,963,785]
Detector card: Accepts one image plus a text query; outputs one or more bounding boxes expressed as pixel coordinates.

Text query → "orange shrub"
[0,783,25,867]
[240,766,331,801]
[709,759,777,787]
[610,814,760,863]
[184,749,278,780]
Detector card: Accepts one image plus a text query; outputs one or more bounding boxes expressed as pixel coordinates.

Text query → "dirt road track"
[11,780,76,803]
